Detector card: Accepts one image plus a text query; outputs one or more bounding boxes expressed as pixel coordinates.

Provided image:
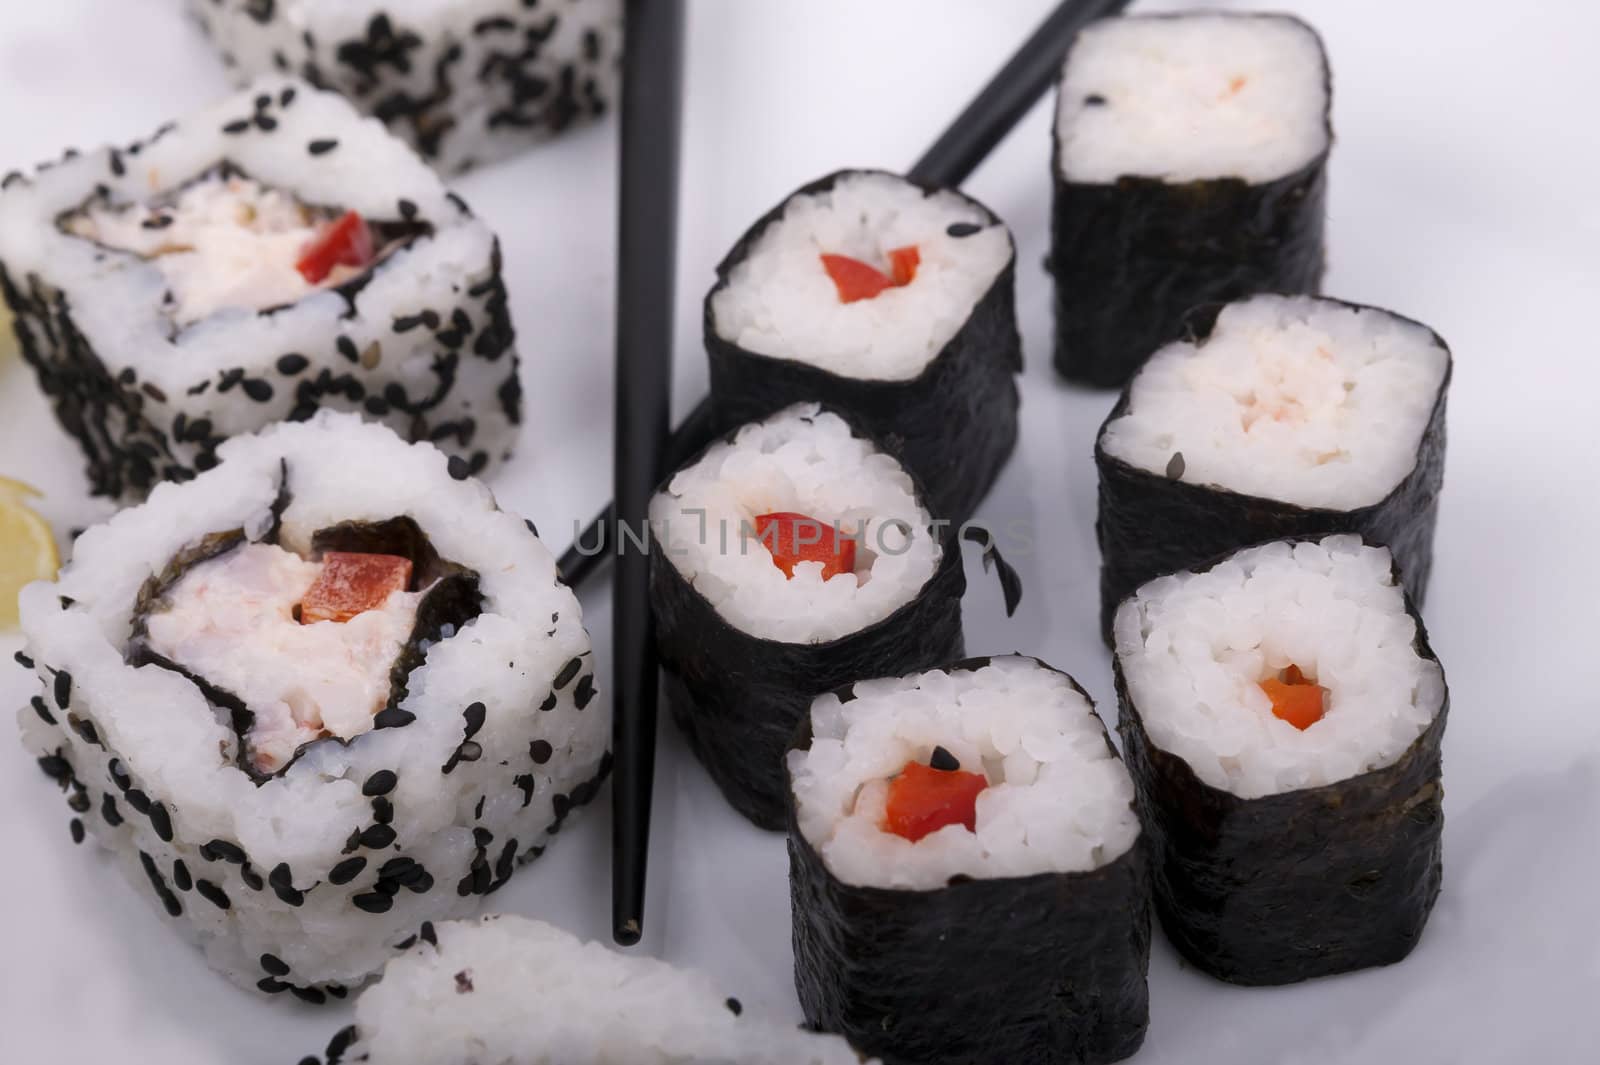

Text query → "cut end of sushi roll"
[788,655,1142,891]
[303,915,873,1065]
[709,170,1012,383]
[0,77,520,500]
[1056,13,1330,185]
[650,402,942,646]
[15,412,607,995]
[1099,294,1451,513]
[1114,534,1446,799]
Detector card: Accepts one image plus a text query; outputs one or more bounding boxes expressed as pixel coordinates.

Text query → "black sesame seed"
[446,455,470,481]
[13,650,34,669]
[242,378,274,402]
[108,760,131,791]
[726,997,743,1016]
[395,934,418,950]
[326,1025,358,1064]
[125,789,151,815]
[148,801,173,842]
[255,114,278,132]
[1085,93,1107,106]
[538,692,557,712]
[328,856,367,885]
[946,222,982,238]
[397,198,418,220]
[240,864,265,891]
[196,876,232,908]
[280,87,296,107]
[269,862,294,890]
[1166,452,1186,480]
[361,769,397,796]
[373,878,400,898]
[37,752,70,784]
[275,353,309,375]
[68,786,91,813]
[223,119,251,135]
[261,952,291,976]
[30,695,55,726]
[473,796,485,820]
[420,921,437,946]
[308,138,338,156]
[462,701,486,738]
[573,674,596,710]
[372,796,394,824]
[257,977,287,994]
[454,970,474,993]
[359,824,397,849]
[456,740,482,763]
[529,740,553,765]
[53,670,72,709]
[69,818,85,844]
[929,745,960,772]
[553,657,582,689]
[173,859,193,892]
[352,892,392,914]
[374,707,416,729]
[101,793,123,827]
[291,986,327,1006]
[202,838,247,864]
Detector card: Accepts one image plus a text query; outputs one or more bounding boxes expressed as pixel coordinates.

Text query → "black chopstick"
[611,0,686,947]
[558,0,1124,592]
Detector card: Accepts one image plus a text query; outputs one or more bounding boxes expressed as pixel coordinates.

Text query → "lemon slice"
[0,476,59,630]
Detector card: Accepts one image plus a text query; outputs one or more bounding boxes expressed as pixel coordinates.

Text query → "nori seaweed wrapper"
[1113,548,1448,985]
[651,507,966,832]
[1048,14,1331,388]
[786,656,1150,1065]
[1094,297,1451,641]
[704,168,1022,525]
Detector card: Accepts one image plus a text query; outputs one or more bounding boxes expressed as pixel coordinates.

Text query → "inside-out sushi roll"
[1050,13,1331,387]
[706,169,1021,524]
[649,402,965,830]
[0,78,519,501]
[297,915,873,1065]
[787,655,1150,1065]
[1095,293,1451,639]
[16,412,607,999]
[1113,534,1448,985]
[186,0,623,173]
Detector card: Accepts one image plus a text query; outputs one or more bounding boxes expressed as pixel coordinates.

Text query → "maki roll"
[16,413,607,998]
[787,656,1150,1065]
[297,915,873,1065]
[1050,13,1331,387]
[706,169,1021,524]
[1096,294,1451,639]
[0,78,520,501]
[1113,535,1448,985]
[650,402,965,830]
[186,0,622,173]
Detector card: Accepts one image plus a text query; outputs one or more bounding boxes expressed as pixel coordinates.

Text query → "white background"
[2,1,1597,1062]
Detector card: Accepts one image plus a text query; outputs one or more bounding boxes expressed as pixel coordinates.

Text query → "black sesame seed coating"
[196,879,232,910]
[69,818,85,844]
[261,952,291,977]
[359,824,397,849]
[362,769,398,796]
[148,801,174,842]
[328,856,368,885]
[930,745,961,772]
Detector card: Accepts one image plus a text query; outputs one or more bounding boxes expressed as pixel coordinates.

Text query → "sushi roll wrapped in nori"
[649,402,966,830]
[706,169,1021,524]
[185,0,622,173]
[0,78,520,501]
[787,655,1150,1065]
[298,915,875,1065]
[15,413,608,998]
[1096,293,1451,640]
[1113,534,1448,985]
[1050,13,1331,387]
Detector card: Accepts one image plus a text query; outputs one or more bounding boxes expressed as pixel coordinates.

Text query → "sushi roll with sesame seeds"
[786,655,1151,1065]
[1113,534,1448,984]
[1094,294,1451,640]
[706,169,1021,525]
[1050,13,1332,387]
[185,0,622,174]
[15,412,607,998]
[0,77,520,502]
[298,915,874,1065]
[649,403,967,830]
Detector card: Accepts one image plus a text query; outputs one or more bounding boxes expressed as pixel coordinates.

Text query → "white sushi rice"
[1113,535,1446,800]
[1098,295,1450,511]
[0,77,520,498]
[1056,13,1329,184]
[709,171,1012,381]
[788,656,1142,892]
[328,915,872,1065]
[16,412,607,994]
[649,403,940,644]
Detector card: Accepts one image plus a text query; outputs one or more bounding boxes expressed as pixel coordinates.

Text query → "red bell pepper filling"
[753,511,856,580]
[883,760,988,842]
[1259,664,1327,730]
[300,551,413,624]
[296,210,375,285]
[819,244,921,303]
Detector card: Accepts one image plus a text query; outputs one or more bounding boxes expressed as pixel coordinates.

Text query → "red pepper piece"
[753,511,856,580]
[300,551,413,624]
[883,760,988,842]
[296,211,374,285]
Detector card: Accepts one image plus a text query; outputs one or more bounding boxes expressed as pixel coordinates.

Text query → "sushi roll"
[185,0,622,173]
[787,655,1150,1065]
[1113,534,1448,985]
[0,78,520,502]
[1050,13,1331,387]
[297,915,874,1065]
[15,412,607,998]
[706,169,1021,524]
[649,402,965,830]
[1095,294,1451,640]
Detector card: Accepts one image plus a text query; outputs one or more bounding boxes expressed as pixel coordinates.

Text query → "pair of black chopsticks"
[608,0,1131,946]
